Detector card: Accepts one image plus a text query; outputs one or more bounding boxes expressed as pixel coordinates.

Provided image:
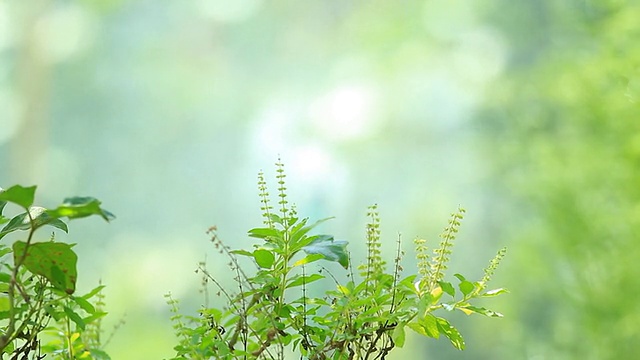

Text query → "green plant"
[167,162,508,359]
[0,185,114,359]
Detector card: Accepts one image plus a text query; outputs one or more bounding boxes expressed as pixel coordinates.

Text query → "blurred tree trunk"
[9,0,51,183]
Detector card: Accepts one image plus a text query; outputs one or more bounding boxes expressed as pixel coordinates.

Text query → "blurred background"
[1,0,639,359]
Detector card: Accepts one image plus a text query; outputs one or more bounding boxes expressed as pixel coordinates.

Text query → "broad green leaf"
[392,323,406,347]
[0,207,69,240]
[286,274,323,288]
[301,235,349,269]
[253,249,275,268]
[13,241,78,294]
[47,197,115,222]
[290,217,334,250]
[292,253,325,267]
[64,306,86,330]
[454,274,475,297]
[438,281,455,297]
[460,305,504,317]
[409,314,440,339]
[436,317,465,350]
[482,288,509,297]
[247,227,281,240]
[0,185,36,209]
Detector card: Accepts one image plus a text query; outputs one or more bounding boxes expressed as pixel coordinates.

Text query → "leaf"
[301,235,349,269]
[253,249,275,269]
[286,274,324,288]
[292,253,325,267]
[438,281,455,297]
[482,288,509,297]
[89,349,112,360]
[73,296,96,314]
[247,227,281,240]
[47,197,115,222]
[392,323,406,347]
[290,217,334,250]
[0,207,69,240]
[229,249,253,257]
[64,306,86,330]
[460,305,504,318]
[454,274,475,297]
[0,185,36,209]
[436,317,465,350]
[408,314,440,339]
[13,241,78,294]
[81,285,106,300]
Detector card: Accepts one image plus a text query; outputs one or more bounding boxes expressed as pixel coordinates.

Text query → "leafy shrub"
[167,162,508,359]
[0,185,114,359]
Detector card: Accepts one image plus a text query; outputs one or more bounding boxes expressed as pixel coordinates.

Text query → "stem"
[1,207,38,351]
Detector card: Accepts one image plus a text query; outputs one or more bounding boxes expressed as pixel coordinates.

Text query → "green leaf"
[454,274,475,297]
[392,323,406,347]
[408,314,440,339]
[438,281,455,297]
[292,253,325,267]
[0,296,9,312]
[286,274,324,288]
[73,296,96,314]
[247,227,281,240]
[436,317,465,350]
[301,235,349,269]
[13,241,78,294]
[47,196,115,222]
[253,249,275,269]
[64,306,86,330]
[0,185,36,209]
[482,288,509,297]
[460,305,504,317]
[290,217,334,250]
[81,285,106,300]
[89,348,112,360]
[0,207,69,240]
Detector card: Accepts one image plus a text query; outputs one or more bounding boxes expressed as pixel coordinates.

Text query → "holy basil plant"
[166,161,508,360]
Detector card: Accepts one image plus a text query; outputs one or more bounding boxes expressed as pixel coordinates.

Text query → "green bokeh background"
[1,0,639,359]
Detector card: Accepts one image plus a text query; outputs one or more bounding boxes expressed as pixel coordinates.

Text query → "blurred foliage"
[479,1,640,359]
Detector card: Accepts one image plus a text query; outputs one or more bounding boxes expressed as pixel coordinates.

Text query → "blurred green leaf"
[0,185,36,209]
[247,227,281,240]
[436,317,465,350]
[301,235,349,269]
[482,288,509,297]
[63,306,85,330]
[286,274,323,288]
[47,197,115,222]
[454,274,475,297]
[438,281,455,297]
[392,323,406,347]
[459,305,504,318]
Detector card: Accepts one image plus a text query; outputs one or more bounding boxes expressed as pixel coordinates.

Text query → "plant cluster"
[167,162,508,359]
[0,185,114,359]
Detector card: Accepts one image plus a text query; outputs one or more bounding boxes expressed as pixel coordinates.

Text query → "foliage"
[0,185,114,359]
[478,2,640,358]
[167,162,507,359]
